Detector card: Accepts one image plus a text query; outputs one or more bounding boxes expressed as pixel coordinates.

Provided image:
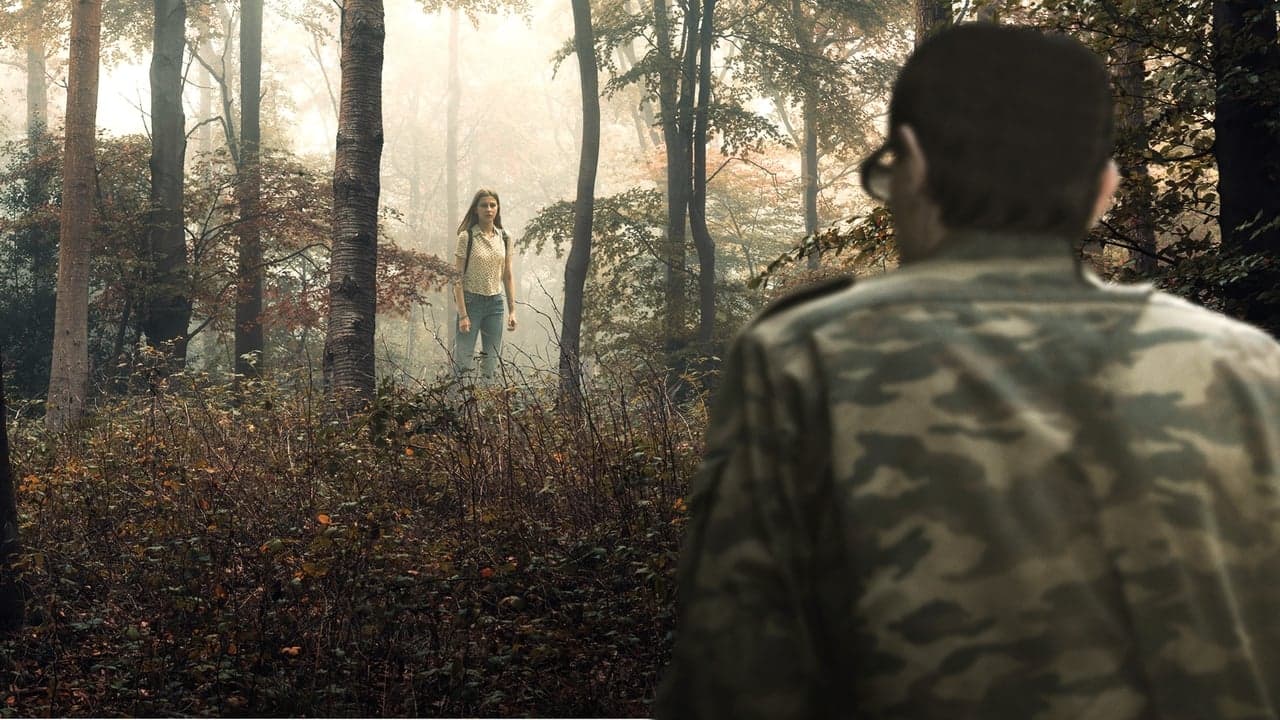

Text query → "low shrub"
[0,367,701,716]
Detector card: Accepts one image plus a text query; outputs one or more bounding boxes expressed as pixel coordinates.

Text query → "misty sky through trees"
[0,0,909,390]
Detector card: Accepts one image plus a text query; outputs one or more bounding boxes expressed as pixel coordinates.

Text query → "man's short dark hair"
[889,24,1114,237]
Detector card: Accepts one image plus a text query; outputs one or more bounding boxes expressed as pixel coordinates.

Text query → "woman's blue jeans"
[454,292,505,379]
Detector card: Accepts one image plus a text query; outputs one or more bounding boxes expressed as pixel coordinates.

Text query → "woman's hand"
[507,311,518,331]
[459,316,471,334]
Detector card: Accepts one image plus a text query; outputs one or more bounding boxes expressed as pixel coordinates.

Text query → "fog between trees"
[0,0,910,396]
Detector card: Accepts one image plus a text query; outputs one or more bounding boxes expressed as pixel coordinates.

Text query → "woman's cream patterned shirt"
[455,227,509,296]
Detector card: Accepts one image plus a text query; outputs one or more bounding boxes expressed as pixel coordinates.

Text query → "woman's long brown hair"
[456,188,504,235]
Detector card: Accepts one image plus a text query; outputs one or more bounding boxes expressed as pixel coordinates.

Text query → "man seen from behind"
[656,23,1280,720]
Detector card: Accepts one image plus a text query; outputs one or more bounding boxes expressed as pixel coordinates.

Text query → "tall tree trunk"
[690,0,716,345]
[915,0,951,45]
[446,7,460,352]
[1113,38,1157,274]
[561,0,601,401]
[653,0,688,361]
[324,0,385,409]
[1212,0,1280,331]
[25,0,46,145]
[0,355,22,635]
[792,0,820,269]
[144,0,191,364]
[801,99,820,268]
[46,0,101,431]
[234,0,263,378]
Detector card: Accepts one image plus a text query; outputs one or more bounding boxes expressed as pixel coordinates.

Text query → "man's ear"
[1091,159,1120,227]
[891,125,929,198]
[889,124,947,262]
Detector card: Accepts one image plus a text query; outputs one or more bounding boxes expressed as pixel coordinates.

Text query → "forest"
[0,0,1276,714]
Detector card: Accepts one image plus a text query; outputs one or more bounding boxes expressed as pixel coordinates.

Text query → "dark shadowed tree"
[234,0,264,378]
[1212,0,1280,331]
[560,0,601,401]
[652,0,690,362]
[689,0,716,342]
[324,0,385,409]
[46,0,101,431]
[648,0,722,361]
[596,0,792,361]
[142,0,192,364]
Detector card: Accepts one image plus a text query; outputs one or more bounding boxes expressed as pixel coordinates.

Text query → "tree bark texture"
[915,0,951,46]
[234,0,264,378]
[46,0,101,431]
[1212,0,1280,329]
[144,0,191,363]
[324,0,385,409]
[0,356,23,635]
[689,0,717,345]
[560,0,601,401]
[653,0,689,359]
[1112,37,1158,274]
[801,99,820,268]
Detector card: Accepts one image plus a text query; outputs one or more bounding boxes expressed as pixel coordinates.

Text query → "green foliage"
[751,206,896,290]
[0,368,697,716]
[0,137,58,397]
[589,0,791,160]
[1014,0,1279,333]
[414,0,532,23]
[0,134,157,398]
[521,188,668,364]
[0,128,449,393]
[724,0,908,158]
[522,186,770,367]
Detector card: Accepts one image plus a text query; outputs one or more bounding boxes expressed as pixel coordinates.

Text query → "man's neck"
[913,227,1081,264]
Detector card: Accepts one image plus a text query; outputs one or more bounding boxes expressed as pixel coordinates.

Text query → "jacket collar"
[923,228,1081,264]
[892,228,1102,292]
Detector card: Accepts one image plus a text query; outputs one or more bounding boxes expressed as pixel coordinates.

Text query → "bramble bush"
[0,364,701,716]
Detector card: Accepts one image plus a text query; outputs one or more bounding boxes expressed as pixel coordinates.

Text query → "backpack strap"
[463,226,510,279]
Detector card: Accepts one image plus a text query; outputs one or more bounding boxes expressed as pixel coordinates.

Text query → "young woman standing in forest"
[453,189,518,379]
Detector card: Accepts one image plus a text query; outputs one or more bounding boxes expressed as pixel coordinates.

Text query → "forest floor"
[1,368,699,717]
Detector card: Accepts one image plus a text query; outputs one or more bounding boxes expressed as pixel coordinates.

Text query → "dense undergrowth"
[0,366,702,716]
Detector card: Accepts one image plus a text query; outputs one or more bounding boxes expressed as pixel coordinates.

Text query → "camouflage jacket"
[656,231,1280,720]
